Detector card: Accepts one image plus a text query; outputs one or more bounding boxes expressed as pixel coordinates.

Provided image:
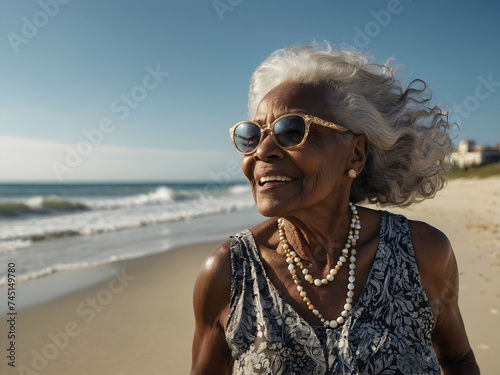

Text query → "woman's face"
[242,81,357,218]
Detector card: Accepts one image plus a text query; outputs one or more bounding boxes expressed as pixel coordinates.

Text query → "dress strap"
[226,230,264,359]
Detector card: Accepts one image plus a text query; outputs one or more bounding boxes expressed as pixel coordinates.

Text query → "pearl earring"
[348,169,357,178]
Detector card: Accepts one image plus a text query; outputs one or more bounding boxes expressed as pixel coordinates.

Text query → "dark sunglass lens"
[233,122,261,153]
[274,116,306,148]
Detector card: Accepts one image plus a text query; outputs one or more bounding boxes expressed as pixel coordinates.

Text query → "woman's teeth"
[259,176,293,185]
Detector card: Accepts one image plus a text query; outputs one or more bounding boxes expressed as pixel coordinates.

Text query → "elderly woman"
[191,45,479,374]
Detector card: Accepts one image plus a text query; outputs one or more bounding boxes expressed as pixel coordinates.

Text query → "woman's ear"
[350,134,369,173]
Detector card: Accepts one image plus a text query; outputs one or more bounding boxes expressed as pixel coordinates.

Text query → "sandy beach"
[1,177,499,374]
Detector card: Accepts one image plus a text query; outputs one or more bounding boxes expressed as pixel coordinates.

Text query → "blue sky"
[1,0,499,182]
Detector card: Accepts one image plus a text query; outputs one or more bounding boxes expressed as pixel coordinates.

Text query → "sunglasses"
[230,113,349,155]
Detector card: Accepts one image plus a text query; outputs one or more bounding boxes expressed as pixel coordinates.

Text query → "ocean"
[0,182,262,288]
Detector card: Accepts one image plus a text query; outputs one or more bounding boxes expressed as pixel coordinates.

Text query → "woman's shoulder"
[192,240,234,331]
[377,208,453,258]
[195,239,233,289]
[192,219,277,325]
[195,218,277,287]
[408,219,453,264]
[367,207,454,272]
[407,219,456,309]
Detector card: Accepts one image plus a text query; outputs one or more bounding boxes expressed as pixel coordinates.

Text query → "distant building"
[450,140,500,169]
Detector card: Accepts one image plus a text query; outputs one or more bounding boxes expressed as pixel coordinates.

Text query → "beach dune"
[1,177,499,374]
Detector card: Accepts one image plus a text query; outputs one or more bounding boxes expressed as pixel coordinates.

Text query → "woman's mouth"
[258,175,294,186]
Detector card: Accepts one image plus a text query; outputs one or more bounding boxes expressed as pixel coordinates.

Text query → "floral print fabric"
[226,211,440,374]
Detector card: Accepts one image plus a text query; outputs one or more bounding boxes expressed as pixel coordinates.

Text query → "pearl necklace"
[277,203,360,329]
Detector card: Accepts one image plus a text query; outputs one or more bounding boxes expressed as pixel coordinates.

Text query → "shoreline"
[0,204,264,300]
[1,177,498,373]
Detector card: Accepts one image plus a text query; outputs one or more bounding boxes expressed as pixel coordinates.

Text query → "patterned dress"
[226,211,440,374]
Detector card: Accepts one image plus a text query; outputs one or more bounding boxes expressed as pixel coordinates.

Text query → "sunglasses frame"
[229,113,349,155]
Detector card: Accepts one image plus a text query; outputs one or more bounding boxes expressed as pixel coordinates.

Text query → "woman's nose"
[253,131,285,161]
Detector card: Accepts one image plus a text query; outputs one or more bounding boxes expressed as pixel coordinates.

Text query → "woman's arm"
[191,241,234,375]
[410,221,480,375]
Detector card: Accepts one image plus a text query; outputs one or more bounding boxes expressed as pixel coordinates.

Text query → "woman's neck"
[279,200,354,270]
